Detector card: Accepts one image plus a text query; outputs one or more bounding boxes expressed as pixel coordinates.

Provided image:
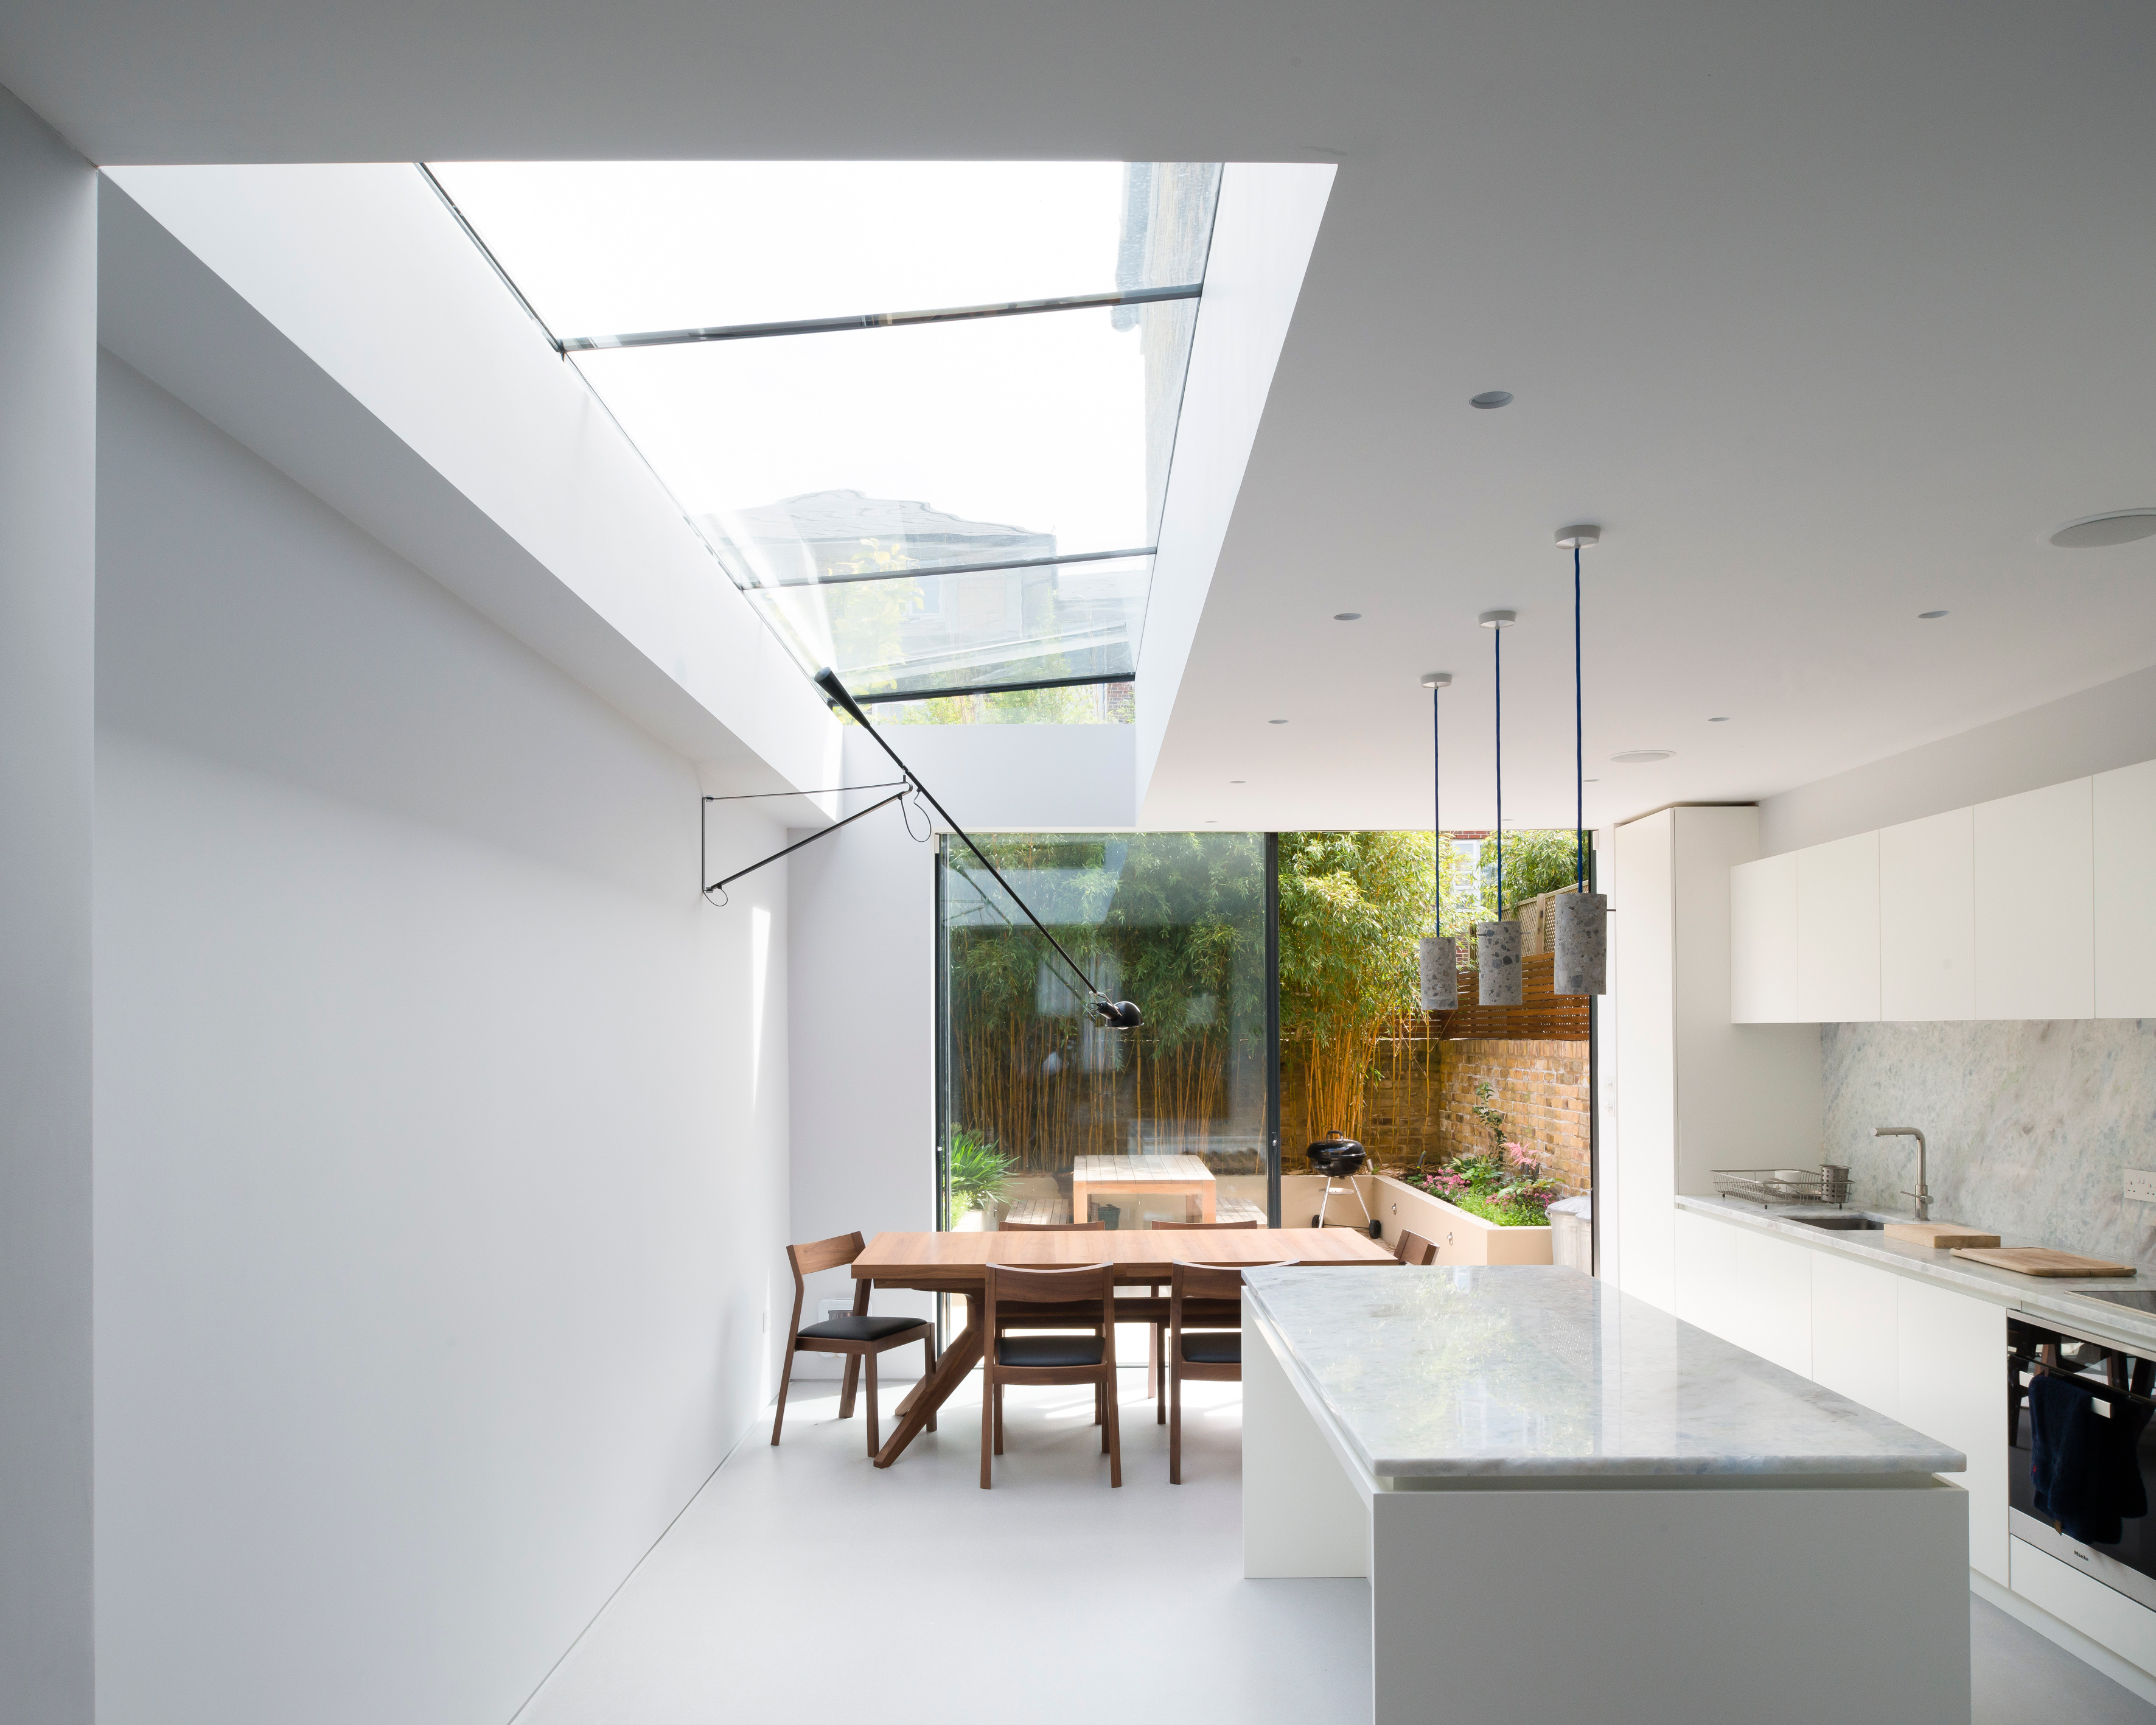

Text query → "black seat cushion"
[997,1333,1106,1368]
[1178,1331,1242,1365]
[798,1314,927,1343]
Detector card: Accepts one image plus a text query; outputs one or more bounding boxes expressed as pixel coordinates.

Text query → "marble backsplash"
[1822,1020,2156,1268]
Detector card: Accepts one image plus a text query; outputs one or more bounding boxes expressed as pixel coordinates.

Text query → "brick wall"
[1282,1034,1590,1194]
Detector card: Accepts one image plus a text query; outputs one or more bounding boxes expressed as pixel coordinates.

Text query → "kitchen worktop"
[1676,1193,2156,1351]
[1241,1262,1964,1482]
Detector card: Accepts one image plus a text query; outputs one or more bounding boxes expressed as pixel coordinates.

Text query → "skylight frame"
[422,160,1223,709]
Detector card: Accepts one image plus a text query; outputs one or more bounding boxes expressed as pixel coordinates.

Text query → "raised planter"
[1365,1173,1552,1266]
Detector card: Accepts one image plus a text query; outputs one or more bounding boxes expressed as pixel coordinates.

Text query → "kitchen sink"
[1790,1214,1888,1231]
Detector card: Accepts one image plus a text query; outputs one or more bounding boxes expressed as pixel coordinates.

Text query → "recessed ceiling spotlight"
[1230,779,1246,785]
[1268,718,1288,725]
[1919,609,1948,620]
[2050,511,2156,549]
[1205,819,1218,824]
[1583,777,1600,783]
[1470,391,1514,409]
[1708,716,1731,723]
[1333,612,1362,621]
[1611,749,1674,764]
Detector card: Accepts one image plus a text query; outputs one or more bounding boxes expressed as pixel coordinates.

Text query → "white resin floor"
[515,1368,1369,1725]
[514,1367,2156,1725]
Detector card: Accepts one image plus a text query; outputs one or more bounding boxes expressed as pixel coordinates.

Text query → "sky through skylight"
[429,161,1221,708]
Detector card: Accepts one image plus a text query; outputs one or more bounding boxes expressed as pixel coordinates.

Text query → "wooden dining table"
[853,1227,1398,1468]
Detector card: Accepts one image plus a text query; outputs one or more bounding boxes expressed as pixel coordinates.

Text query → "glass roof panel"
[745,553,1151,701]
[573,298,1195,584]
[427,161,1221,709]
[430,161,1219,337]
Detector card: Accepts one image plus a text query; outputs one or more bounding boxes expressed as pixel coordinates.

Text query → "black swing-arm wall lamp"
[701,667,1142,1032]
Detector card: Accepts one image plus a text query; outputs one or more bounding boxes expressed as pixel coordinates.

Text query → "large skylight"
[428,161,1222,710]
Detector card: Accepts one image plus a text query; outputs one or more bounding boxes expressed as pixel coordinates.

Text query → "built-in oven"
[2009,1307,2156,1609]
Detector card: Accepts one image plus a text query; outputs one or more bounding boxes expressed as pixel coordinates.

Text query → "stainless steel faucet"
[1875,1127,1930,1221]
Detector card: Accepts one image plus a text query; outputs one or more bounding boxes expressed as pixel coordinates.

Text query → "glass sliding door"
[938,833,1268,1229]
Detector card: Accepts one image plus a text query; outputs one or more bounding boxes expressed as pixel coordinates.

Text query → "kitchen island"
[1243,1263,1970,1725]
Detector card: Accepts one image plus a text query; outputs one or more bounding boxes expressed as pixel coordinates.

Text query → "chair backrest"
[782,1231,868,1329]
[1002,1220,1106,1231]
[1170,1261,1268,1304]
[786,1231,865,1285]
[1394,1229,1439,1266]
[984,1262,1115,1342]
[1154,1220,1261,1230]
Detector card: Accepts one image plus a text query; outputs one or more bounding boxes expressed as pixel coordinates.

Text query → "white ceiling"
[8,0,2153,831]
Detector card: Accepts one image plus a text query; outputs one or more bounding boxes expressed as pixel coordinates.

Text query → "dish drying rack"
[1711,1166,1851,1207]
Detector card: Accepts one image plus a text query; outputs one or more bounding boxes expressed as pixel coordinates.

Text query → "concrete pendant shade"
[1418,934,1458,1010]
[1476,920,1523,1005]
[1554,893,1608,995]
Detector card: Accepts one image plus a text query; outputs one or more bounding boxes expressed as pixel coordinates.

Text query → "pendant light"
[1552,527,1610,996]
[1417,672,1457,1011]
[1475,610,1524,1006]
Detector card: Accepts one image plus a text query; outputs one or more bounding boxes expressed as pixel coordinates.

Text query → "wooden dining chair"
[1139,1220,1261,1404]
[980,1262,1122,1489]
[1394,1228,1439,1265]
[993,1221,1114,1423]
[772,1231,935,1455]
[1167,1259,1292,1482]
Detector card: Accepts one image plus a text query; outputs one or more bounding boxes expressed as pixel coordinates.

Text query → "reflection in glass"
[940,834,1267,1229]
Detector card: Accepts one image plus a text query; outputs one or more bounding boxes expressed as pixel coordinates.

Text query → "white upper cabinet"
[1879,807,1975,1021]
[1796,830,1880,1022]
[2095,758,2156,1018]
[1730,852,1799,1023]
[1974,778,2094,1020]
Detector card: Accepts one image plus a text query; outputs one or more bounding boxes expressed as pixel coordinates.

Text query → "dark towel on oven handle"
[2029,1371,2152,1547]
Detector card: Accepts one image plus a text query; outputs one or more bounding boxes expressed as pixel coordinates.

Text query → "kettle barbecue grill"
[1307,1132,1378,1235]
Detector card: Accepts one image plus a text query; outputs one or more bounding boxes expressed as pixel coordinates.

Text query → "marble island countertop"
[1241,1263,1964,1482]
[1676,1193,2156,1352]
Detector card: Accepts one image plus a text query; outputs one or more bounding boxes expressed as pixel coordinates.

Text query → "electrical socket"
[2125,1170,2156,1205]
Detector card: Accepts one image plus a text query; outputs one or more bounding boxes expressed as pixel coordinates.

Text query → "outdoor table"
[1070,1153,1216,1226]
[852,1227,1397,1468]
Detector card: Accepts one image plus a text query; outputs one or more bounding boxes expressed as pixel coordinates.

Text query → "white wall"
[94,355,791,1725]
[0,81,96,1725]
[1759,662,2156,855]
[783,780,940,1367]
[879,721,1136,830]
[1611,807,1821,1310]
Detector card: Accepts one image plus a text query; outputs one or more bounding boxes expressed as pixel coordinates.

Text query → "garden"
[940,827,1590,1231]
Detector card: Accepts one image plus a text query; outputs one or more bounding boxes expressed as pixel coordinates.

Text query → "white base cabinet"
[1676,1209,2007,1589]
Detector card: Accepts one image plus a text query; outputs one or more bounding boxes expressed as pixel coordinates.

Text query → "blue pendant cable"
[1432,683,1442,937]
[1493,622,1504,923]
[1574,542,1585,894]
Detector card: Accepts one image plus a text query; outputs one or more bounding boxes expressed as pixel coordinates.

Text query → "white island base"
[1243,1268,1971,1725]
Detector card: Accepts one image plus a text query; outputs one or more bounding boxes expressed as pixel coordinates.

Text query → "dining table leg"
[874,1291,982,1469]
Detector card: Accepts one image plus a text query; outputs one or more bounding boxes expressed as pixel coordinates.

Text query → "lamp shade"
[1417,935,1458,1011]
[1475,920,1523,1006]
[1553,894,1608,995]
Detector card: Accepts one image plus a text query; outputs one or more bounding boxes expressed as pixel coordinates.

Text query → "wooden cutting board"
[1949,1245,2137,1278]
[1886,1221,2001,1249]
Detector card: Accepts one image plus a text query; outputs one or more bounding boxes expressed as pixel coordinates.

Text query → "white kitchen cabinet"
[1810,1251,1899,1418]
[1725,1228,1812,1376]
[1684,1209,2009,1587]
[1797,830,1881,1022]
[1896,1275,2008,1586]
[1730,852,1799,1023]
[1880,807,1975,1021]
[1672,1206,1733,1338]
[1974,778,2095,1019]
[2096,758,2156,1019]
